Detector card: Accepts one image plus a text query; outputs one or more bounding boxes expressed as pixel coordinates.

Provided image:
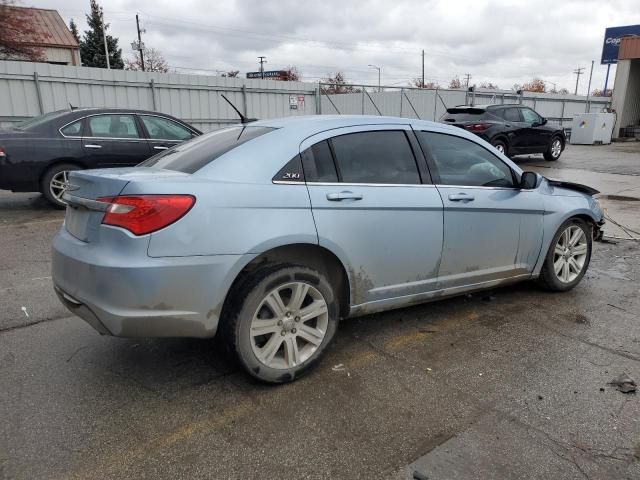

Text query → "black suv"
[440,104,566,161]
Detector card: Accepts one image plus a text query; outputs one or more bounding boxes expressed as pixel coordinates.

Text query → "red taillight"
[0,146,6,157]
[97,195,195,235]
[465,123,492,132]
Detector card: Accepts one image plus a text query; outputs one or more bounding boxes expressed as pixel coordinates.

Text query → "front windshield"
[15,110,70,130]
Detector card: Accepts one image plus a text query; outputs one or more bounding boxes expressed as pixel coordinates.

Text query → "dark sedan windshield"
[140,126,275,173]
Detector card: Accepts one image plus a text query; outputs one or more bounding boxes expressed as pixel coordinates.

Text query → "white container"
[570,113,616,145]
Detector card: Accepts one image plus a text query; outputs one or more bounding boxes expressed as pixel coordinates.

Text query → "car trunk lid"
[63,167,189,242]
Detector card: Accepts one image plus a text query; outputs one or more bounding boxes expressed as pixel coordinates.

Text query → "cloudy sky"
[31,0,639,93]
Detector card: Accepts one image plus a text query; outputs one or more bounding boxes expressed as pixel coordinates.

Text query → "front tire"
[544,137,563,161]
[41,163,81,209]
[222,265,339,383]
[538,218,592,292]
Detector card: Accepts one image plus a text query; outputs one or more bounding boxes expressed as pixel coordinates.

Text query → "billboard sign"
[601,24,640,64]
[246,70,288,79]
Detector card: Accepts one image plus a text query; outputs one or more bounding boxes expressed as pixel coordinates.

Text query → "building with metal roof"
[2,6,80,66]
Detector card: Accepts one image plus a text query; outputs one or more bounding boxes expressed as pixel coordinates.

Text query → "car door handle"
[84,144,102,149]
[448,193,475,202]
[153,146,169,150]
[326,191,363,201]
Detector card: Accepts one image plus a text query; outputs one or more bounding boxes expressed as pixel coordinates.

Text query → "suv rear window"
[441,108,489,123]
[140,126,275,173]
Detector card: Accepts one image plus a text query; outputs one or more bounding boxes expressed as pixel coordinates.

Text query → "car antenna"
[220,94,257,124]
[69,103,77,111]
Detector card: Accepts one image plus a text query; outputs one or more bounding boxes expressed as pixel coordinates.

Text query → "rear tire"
[543,137,563,161]
[537,218,592,292]
[41,163,81,209]
[221,264,339,383]
[492,139,508,157]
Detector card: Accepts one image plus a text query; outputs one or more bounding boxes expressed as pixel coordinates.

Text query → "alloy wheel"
[49,170,71,203]
[551,139,562,158]
[250,282,329,369]
[553,225,588,283]
[495,144,505,154]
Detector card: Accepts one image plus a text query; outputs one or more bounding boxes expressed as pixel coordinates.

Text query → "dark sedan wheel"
[223,265,339,383]
[41,163,81,209]
[538,218,592,291]
[544,137,563,161]
[492,139,508,156]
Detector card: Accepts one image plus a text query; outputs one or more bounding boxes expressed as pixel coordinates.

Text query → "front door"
[302,125,444,308]
[416,129,544,289]
[82,114,151,167]
[519,107,552,151]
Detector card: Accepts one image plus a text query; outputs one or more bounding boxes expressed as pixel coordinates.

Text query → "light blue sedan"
[52,115,604,383]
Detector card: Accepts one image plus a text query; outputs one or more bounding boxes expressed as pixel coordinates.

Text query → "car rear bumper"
[52,226,251,338]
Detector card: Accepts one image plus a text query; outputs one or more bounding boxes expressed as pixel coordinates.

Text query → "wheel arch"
[221,243,352,323]
[39,158,87,187]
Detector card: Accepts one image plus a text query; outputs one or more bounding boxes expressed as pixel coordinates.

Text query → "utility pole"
[464,73,471,88]
[573,67,584,95]
[258,56,267,79]
[421,49,424,87]
[136,14,145,72]
[102,22,110,69]
[368,64,381,92]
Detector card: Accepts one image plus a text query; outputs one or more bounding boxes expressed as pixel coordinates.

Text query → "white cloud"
[37,0,639,92]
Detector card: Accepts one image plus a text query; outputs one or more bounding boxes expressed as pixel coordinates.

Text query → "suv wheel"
[41,163,81,209]
[544,137,563,161]
[538,218,592,292]
[223,265,339,383]
[492,139,508,156]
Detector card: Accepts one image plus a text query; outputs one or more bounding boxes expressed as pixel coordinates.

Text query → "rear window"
[441,108,488,123]
[140,126,275,173]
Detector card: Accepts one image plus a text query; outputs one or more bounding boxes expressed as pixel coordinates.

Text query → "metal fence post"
[433,88,438,120]
[560,100,565,127]
[33,72,44,114]
[149,79,157,110]
[361,88,365,114]
[241,84,248,116]
[533,97,537,110]
[399,88,403,117]
[316,83,322,114]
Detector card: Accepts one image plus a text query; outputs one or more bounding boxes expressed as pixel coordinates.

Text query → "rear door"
[498,106,529,152]
[82,114,151,167]
[138,114,196,155]
[302,125,444,307]
[416,130,544,289]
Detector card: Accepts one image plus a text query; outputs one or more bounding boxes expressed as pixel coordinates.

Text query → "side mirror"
[534,118,547,127]
[520,171,538,189]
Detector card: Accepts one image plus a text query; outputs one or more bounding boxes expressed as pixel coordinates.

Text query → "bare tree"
[321,72,361,94]
[125,47,169,73]
[591,88,612,97]
[221,70,240,77]
[413,78,439,89]
[558,88,569,95]
[281,66,301,81]
[479,81,499,90]
[0,0,45,61]
[448,77,462,89]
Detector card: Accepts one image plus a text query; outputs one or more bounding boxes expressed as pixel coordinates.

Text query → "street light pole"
[368,64,381,92]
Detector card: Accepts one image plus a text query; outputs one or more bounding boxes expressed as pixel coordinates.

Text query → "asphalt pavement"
[0,143,638,480]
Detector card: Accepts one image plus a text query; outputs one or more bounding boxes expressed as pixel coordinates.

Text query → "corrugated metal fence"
[0,60,318,131]
[0,60,609,131]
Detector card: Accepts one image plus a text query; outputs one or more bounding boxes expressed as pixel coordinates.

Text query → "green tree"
[68,18,80,44]
[79,0,123,69]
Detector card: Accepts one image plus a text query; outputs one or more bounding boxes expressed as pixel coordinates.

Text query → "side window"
[60,119,83,136]
[329,130,420,184]
[520,108,541,124]
[503,107,522,122]
[141,115,193,141]
[417,131,515,188]
[301,140,338,182]
[88,115,140,138]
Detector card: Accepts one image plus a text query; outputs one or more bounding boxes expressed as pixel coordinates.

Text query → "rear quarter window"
[441,111,489,123]
[140,126,275,173]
